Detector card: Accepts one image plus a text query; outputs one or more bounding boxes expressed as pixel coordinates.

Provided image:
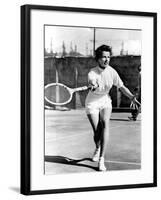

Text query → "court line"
[46,125,131,142]
[105,160,141,166]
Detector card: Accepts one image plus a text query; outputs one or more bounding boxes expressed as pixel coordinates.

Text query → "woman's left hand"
[130,96,141,110]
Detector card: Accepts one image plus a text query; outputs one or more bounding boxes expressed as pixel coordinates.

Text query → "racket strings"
[45,85,71,104]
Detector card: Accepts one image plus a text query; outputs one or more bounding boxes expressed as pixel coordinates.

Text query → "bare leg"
[99,107,112,170]
[87,113,100,148]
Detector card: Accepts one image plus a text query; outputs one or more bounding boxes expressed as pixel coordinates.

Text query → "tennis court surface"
[45,109,141,175]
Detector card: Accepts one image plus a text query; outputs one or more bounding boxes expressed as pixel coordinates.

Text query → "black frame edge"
[153,13,157,187]
[27,183,156,195]
[20,5,31,195]
[21,4,157,17]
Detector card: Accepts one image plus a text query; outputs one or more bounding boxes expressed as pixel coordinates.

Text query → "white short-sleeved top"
[88,65,124,95]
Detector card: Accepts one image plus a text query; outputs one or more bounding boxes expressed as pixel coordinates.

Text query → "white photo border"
[21,5,157,195]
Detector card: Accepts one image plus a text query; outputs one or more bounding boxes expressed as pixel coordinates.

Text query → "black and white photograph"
[20,4,157,195]
[44,25,142,175]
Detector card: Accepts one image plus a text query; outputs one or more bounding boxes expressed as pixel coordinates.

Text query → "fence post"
[75,66,82,109]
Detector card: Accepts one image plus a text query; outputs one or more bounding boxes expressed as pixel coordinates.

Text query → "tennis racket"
[45,82,90,106]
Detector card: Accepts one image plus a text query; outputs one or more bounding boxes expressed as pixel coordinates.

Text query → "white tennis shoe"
[98,157,106,171]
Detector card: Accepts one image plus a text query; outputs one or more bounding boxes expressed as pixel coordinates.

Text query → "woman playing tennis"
[85,44,140,171]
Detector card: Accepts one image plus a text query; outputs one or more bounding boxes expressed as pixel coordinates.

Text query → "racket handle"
[74,86,89,92]
[74,85,98,92]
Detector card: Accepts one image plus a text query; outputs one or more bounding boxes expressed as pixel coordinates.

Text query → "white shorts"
[85,92,112,115]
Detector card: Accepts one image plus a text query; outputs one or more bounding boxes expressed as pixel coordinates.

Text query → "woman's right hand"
[89,83,99,91]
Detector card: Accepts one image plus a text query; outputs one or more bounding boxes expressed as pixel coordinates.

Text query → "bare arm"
[119,85,141,108]
[119,85,134,100]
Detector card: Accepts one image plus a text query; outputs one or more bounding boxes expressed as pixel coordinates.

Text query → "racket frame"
[44,83,88,106]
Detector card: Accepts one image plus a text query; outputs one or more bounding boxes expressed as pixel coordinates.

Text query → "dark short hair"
[95,45,112,61]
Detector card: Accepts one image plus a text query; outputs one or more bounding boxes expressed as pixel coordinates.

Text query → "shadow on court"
[45,156,98,171]
[110,118,130,121]
[45,109,141,175]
